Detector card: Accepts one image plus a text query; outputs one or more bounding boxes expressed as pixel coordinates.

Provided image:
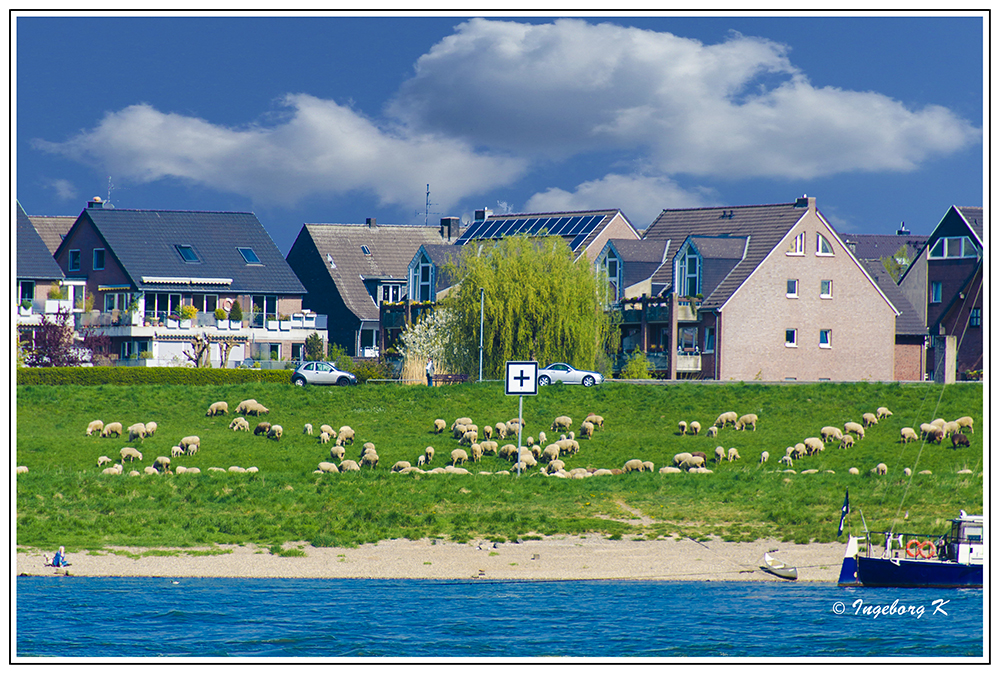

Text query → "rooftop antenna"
[415,183,441,226]
[105,176,116,208]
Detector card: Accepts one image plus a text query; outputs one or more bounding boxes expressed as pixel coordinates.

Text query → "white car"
[291,361,358,386]
[537,363,603,387]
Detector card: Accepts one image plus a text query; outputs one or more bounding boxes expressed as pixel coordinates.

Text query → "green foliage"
[16,366,291,386]
[305,333,325,361]
[621,347,652,379]
[351,359,394,383]
[438,235,614,379]
[326,342,355,371]
[228,300,243,323]
[881,244,912,283]
[214,307,228,320]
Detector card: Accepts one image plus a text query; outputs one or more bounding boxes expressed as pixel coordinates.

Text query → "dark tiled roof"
[58,207,305,294]
[296,224,448,321]
[455,209,629,255]
[608,239,668,290]
[16,202,64,280]
[859,259,926,336]
[839,233,927,262]
[27,215,76,254]
[416,243,463,294]
[956,207,984,244]
[643,202,808,307]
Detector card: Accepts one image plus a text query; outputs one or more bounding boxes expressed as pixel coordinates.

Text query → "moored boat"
[762,551,798,580]
[838,511,983,588]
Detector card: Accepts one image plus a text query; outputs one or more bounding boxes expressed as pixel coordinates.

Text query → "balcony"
[676,353,702,372]
[677,300,700,322]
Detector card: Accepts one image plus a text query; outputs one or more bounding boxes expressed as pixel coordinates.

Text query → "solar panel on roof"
[498,218,523,237]
[547,217,570,233]
[519,218,539,233]
[530,217,553,233]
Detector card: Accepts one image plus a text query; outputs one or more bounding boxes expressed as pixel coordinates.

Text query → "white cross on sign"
[505,361,538,396]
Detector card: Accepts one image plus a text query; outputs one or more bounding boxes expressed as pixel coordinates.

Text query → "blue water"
[16,578,983,659]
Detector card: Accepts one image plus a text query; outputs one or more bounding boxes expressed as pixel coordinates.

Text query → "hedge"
[16,366,293,386]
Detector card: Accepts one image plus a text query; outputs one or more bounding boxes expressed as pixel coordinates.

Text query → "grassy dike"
[16,380,983,552]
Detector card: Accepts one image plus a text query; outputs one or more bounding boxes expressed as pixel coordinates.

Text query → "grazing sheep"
[235,399,258,414]
[706,426,718,438]
[929,418,946,429]
[848,467,860,475]
[320,424,336,437]
[955,416,974,433]
[546,459,566,474]
[228,466,247,473]
[416,455,426,467]
[584,413,604,429]
[229,417,250,432]
[919,470,932,475]
[267,425,283,441]
[451,449,469,466]
[360,451,379,469]
[254,422,272,436]
[144,422,157,437]
[516,453,538,469]
[659,466,682,474]
[727,447,741,462]
[391,461,412,473]
[480,440,498,456]
[714,411,738,428]
[689,421,701,435]
[872,463,888,476]
[580,421,595,439]
[329,445,345,461]
[957,469,974,475]
[642,461,655,473]
[127,423,147,442]
[623,459,645,473]
[494,423,507,439]
[735,414,758,431]
[206,401,229,416]
[551,416,573,432]
[102,464,123,475]
[170,445,185,458]
[100,422,123,438]
[179,436,200,455]
[899,427,919,443]
[153,456,171,472]
[903,467,912,477]
[820,426,843,442]
[97,455,112,467]
[844,422,865,439]
[839,435,855,450]
[876,407,893,419]
[424,446,436,464]
[433,419,447,433]
[759,451,769,464]
[245,402,269,416]
[779,455,793,467]
[303,423,313,435]
[803,438,824,455]
[952,433,970,448]
[143,466,160,475]
[482,425,493,441]
[714,447,726,463]
[673,452,693,467]
[337,427,355,445]
[927,428,945,444]
[470,444,484,462]
[451,423,468,439]
[680,456,706,471]
[318,431,331,444]
[86,420,104,436]
[941,421,960,437]
[862,412,879,427]
[119,447,143,463]
[16,466,29,474]
[541,445,561,463]
[678,421,688,435]
[452,417,473,430]
[919,423,939,439]
[339,459,360,472]
[461,429,479,445]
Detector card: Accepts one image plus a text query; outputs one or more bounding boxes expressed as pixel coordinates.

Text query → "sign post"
[505,361,538,476]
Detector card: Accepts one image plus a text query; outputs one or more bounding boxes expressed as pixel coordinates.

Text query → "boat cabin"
[945,513,983,565]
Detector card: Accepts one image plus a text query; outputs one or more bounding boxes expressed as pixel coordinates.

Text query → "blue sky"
[15,12,984,255]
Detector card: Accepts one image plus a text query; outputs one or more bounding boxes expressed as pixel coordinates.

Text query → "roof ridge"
[486,208,617,218]
[656,202,797,215]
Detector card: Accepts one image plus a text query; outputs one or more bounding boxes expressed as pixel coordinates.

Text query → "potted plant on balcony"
[215,307,228,329]
[179,304,198,329]
[18,298,32,316]
[45,285,70,314]
[278,313,292,331]
[228,300,243,330]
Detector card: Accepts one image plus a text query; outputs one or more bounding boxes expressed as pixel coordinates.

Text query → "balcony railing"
[676,353,702,372]
[78,310,327,332]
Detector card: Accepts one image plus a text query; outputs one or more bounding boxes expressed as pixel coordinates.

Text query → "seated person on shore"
[44,546,70,568]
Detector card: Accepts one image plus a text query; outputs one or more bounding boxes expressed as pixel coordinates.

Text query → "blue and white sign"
[505,361,538,396]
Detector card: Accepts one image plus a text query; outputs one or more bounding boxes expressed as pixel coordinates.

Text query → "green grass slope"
[16,381,983,551]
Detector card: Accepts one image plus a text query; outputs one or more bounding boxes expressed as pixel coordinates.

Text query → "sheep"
[206,401,229,416]
[779,455,794,467]
[494,423,507,439]
[714,447,726,463]
[714,411,738,428]
[433,419,447,434]
[207,467,226,473]
[229,417,250,432]
[551,416,573,432]
[955,416,974,433]
[227,466,247,473]
[623,459,645,473]
[872,463,888,476]
[254,422,272,436]
[899,427,918,444]
[267,425,283,441]
[127,423,147,442]
[584,413,604,429]
[245,402,269,416]
[461,429,479,446]
[678,421,688,435]
[844,422,865,439]
[659,466,682,474]
[119,447,143,463]
[424,446,436,464]
[839,435,855,450]
[706,426,718,438]
[505,421,522,437]
[86,420,104,436]
[919,423,939,439]
[546,459,566,474]
[153,456,171,472]
[927,428,945,444]
[673,452,693,467]
[337,427,355,445]
[144,422,157,437]
[820,426,843,443]
[144,466,160,475]
[102,464,123,475]
[339,459,360,472]
[957,469,974,475]
[391,461,412,473]
[360,451,379,469]
[16,466,29,474]
[941,421,960,437]
[516,453,538,469]
[803,437,824,455]
[303,423,313,436]
[320,424,336,437]
[680,456,706,471]
[361,441,376,455]
[100,422,123,438]
[930,418,946,429]
[580,421,595,439]
[727,447,741,462]
[876,407,893,419]
[642,461,655,473]
[416,455,426,467]
[848,467,860,475]
[452,417,473,430]
[903,467,912,477]
[471,444,484,462]
[452,423,468,439]
[179,436,200,455]
[759,451,769,464]
[329,445,346,461]
[482,425,493,441]
[480,440,498,456]
[952,433,970,448]
[318,431,331,444]
[918,470,932,475]
[541,445,561,463]
[235,399,258,414]
[97,455,112,467]
[689,421,701,435]
[451,449,469,466]
[170,445,185,458]
[735,414,758,431]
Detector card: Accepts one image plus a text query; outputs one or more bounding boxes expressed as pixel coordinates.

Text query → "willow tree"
[439,234,615,379]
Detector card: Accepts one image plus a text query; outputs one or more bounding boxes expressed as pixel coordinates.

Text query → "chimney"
[474,208,492,221]
[366,217,376,228]
[794,194,815,210]
[87,196,105,209]
[440,217,461,242]
[896,221,909,235]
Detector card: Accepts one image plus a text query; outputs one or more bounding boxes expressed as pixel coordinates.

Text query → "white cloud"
[44,178,77,201]
[391,18,981,179]
[33,94,527,212]
[524,173,717,227]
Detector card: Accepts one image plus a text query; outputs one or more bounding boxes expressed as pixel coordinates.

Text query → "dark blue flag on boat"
[837,489,850,537]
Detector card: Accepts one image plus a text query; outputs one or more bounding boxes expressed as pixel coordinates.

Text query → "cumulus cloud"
[44,178,77,201]
[391,18,981,179]
[33,94,527,211]
[524,173,717,227]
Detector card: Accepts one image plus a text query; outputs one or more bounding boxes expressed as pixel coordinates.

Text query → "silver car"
[291,361,358,387]
[537,362,603,387]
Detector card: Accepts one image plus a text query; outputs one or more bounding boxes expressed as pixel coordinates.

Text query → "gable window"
[970,308,982,327]
[820,279,832,298]
[411,255,434,303]
[816,233,834,256]
[930,281,942,304]
[602,250,621,304]
[93,248,106,271]
[176,245,199,263]
[787,232,805,255]
[819,329,832,348]
[928,236,979,259]
[786,279,798,298]
[678,246,701,297]
[785,329,797,347]
[237,247,262,265]
[68,249,81,272]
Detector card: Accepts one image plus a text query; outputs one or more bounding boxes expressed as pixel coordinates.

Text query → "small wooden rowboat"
[762,552,798,580]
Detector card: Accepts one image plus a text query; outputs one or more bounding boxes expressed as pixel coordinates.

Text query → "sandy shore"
[16,536,846,583]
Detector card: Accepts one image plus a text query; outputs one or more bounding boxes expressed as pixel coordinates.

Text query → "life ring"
[223,298,233,311]
[905,539,922,558]
[919,540,937,559]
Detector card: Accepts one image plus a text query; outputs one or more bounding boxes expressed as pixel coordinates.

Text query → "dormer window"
[410,253,434,302]
[599,248,622,304]
[677,245,700,297]
[237,247,262,265]
[176,245,199,263]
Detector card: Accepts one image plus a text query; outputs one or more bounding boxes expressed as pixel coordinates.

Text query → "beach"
[16,536,846,582]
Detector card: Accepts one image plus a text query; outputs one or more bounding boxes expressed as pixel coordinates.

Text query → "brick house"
[52,199,317,366]
[16,202,69,347]
[638,196,900,381]
[897,206,984,381]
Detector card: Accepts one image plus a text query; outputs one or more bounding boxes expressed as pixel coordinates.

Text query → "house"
[52,198,318,366]
[637,196,900,381]
[16,202,68,344]
[897,206,984,381]
[285,218,453,356]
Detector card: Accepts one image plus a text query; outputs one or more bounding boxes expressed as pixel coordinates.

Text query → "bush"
[214,307,227,320]
[16,366,293,386]
[229,300,243,323]
[352,359,394,383]
[179,305,199,320]
[620,347,652,379]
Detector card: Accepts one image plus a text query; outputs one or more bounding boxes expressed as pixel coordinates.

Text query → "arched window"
[816,233,834,255]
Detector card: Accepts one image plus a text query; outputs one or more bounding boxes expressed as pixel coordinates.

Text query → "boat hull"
[840,555,982,588]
